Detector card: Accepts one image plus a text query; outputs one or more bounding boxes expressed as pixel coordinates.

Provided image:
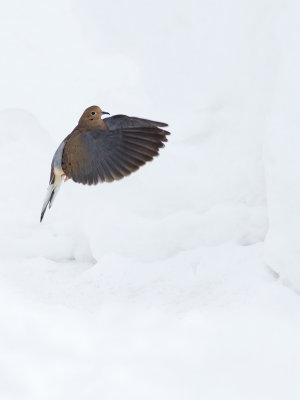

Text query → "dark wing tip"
[122,126,171,137]
[154,121,168,127]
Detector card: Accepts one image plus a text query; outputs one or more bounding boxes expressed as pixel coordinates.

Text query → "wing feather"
[62,125,170,185]
[104,115,168,130]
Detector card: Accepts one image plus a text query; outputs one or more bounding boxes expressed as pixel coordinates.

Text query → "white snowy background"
[0,0,300,399]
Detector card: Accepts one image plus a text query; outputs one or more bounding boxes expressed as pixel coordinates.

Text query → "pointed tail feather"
[40,175,62,222]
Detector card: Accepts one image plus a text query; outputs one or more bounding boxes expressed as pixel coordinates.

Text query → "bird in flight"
[40,105,170,222]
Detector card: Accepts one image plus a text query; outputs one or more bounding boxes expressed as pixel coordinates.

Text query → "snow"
[0,0,300,399]
[264,1,300,289]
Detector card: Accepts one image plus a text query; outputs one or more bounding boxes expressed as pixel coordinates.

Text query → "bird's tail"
[40,174,63,222]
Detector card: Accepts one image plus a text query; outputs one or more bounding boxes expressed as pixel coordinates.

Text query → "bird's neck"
[78,118,108,131]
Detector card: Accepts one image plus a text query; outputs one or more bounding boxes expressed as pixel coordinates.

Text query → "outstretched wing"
[61,126,170,185]
[104,114,168,130]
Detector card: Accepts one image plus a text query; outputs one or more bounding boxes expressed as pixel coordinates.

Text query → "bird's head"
[78,105,110,129]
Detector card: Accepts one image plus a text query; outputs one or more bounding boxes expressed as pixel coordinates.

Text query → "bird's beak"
[102,111,110,115]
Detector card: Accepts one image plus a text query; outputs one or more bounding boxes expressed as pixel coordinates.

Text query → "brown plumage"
[40,105,170,221]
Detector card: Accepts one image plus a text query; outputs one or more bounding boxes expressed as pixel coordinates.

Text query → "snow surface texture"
[0,0,299,399]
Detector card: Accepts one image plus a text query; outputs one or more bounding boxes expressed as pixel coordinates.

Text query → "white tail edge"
[40,174,63,222]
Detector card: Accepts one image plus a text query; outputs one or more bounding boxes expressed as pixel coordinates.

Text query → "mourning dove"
[40,105,170,222]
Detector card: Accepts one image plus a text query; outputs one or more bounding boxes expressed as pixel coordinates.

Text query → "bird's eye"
[91,111,96,115]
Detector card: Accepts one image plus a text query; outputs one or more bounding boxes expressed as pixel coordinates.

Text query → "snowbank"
[264,2,300,287]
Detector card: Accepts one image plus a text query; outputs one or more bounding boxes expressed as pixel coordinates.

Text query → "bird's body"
[40,105,170,222]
